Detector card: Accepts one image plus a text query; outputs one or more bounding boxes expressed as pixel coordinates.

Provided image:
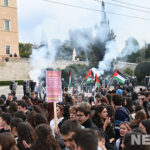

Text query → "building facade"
[0,0,19,60]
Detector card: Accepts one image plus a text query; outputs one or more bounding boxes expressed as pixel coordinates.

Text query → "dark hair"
[92,105,106,128]
[1,112,12,125]
[15,111,26,121]
[0,132,18,150]
[10,118,23,129]
[123,131,150,150]
[60,119,81,135]
[8,102,18,116]
[32,124,61,150]
[135,105,145,113]
[17,122,33,150]
[141,119,150,134]
[33,113,48,128]
[74,129,98,150]
[0,98,4,105]
[17,100,27,109]
[0,95,6,101]
[123,97,134,113]
[112,94,123,106]
[131,111,147,129]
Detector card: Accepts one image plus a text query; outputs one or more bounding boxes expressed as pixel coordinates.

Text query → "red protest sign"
[46,71,61,103]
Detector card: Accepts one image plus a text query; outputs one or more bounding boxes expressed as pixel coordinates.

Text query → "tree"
[123,67,134,76]
[19,43,33,58]
[134,61,150,82]
[145,44,150,59]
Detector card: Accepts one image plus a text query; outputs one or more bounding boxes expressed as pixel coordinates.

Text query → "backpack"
[118,107,133,121]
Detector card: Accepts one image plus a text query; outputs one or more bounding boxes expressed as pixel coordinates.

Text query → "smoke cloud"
[29,35,57,82]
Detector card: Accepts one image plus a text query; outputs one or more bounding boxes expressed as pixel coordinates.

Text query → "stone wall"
[0,58,89,81]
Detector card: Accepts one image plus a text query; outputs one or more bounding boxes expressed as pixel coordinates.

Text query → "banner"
[46,71,62,103]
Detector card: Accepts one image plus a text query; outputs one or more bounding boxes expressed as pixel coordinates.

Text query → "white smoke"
[97,40,118,75]
[29,36,57,82]
[121,37,140,57]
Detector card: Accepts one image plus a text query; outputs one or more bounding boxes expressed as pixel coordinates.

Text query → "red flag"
[96,74,100,87]
[85,70,92,79]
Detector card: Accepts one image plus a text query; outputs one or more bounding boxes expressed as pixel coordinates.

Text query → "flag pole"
[53,102,58,129]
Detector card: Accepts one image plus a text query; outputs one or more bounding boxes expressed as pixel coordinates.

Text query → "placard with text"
[46,71,61,103]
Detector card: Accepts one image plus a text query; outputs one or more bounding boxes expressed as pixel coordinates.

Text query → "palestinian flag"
[69,72,71,89]
[96,74,100,87]
[85,70,92,79]
[85,77,92,84]
[112,70,126,84]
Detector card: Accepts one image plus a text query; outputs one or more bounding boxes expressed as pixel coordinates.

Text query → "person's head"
[135,106,146,113]
[60,119,81,150]
[32,123,61,150]
[0,132,18,150]
[8,93,13,101]
[139,119,150,134]
[17,100,28,112]
[121,131,150,150]
[69,105,78,120]
[10,118,23,137]
[31,92,36,99]
[95,130,106,149]
[33,113,48,128]
[74,129,98,150]
[92,105,108,127]
[0,98,4,106]
[76,102,91,124]
[116,89,123,95]
[56,103,64,118]
[112,94,123,107]
[0,95,6,101]
[134,111,147,123]
[0,112,11,127]
[77,94,84,103]
[17,122,33,145]
[100,97,109,105]
[120,122,131,137]
[14,111,26,121]
[95,94,101,105]
[8,102,18,115]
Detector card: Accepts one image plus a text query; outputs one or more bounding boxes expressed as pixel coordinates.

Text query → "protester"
[60,119,81,150]
[74,128,98,150]
[0,132,19,150]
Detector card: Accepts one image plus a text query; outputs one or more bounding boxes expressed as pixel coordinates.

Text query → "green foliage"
[123,67,134,76]
[19,43,33,58]
[145,44,150,59]
[61,64,88,83]
[126,50,141,63]
[0,80,23,86]
[134,61,150,82]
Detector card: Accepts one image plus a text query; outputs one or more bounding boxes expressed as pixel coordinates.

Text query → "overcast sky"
[17,0,150,51]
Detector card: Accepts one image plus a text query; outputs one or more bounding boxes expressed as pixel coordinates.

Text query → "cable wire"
[111,0,150,10]
[94,0,150,14]
[43,0,150,21]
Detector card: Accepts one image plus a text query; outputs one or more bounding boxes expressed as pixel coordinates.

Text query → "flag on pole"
[69,72,71,89]
[96,74,100,87]
[112,70,126,84]
[84,70,92,84]
[85,70,92,79]
[85,77,93,84]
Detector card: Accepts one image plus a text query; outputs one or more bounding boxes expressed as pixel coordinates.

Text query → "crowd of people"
[0,79,150,150]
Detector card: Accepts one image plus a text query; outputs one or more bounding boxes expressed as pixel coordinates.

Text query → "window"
[4,0,8,6]
[4,20,10,31]
[6,45,10,54]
